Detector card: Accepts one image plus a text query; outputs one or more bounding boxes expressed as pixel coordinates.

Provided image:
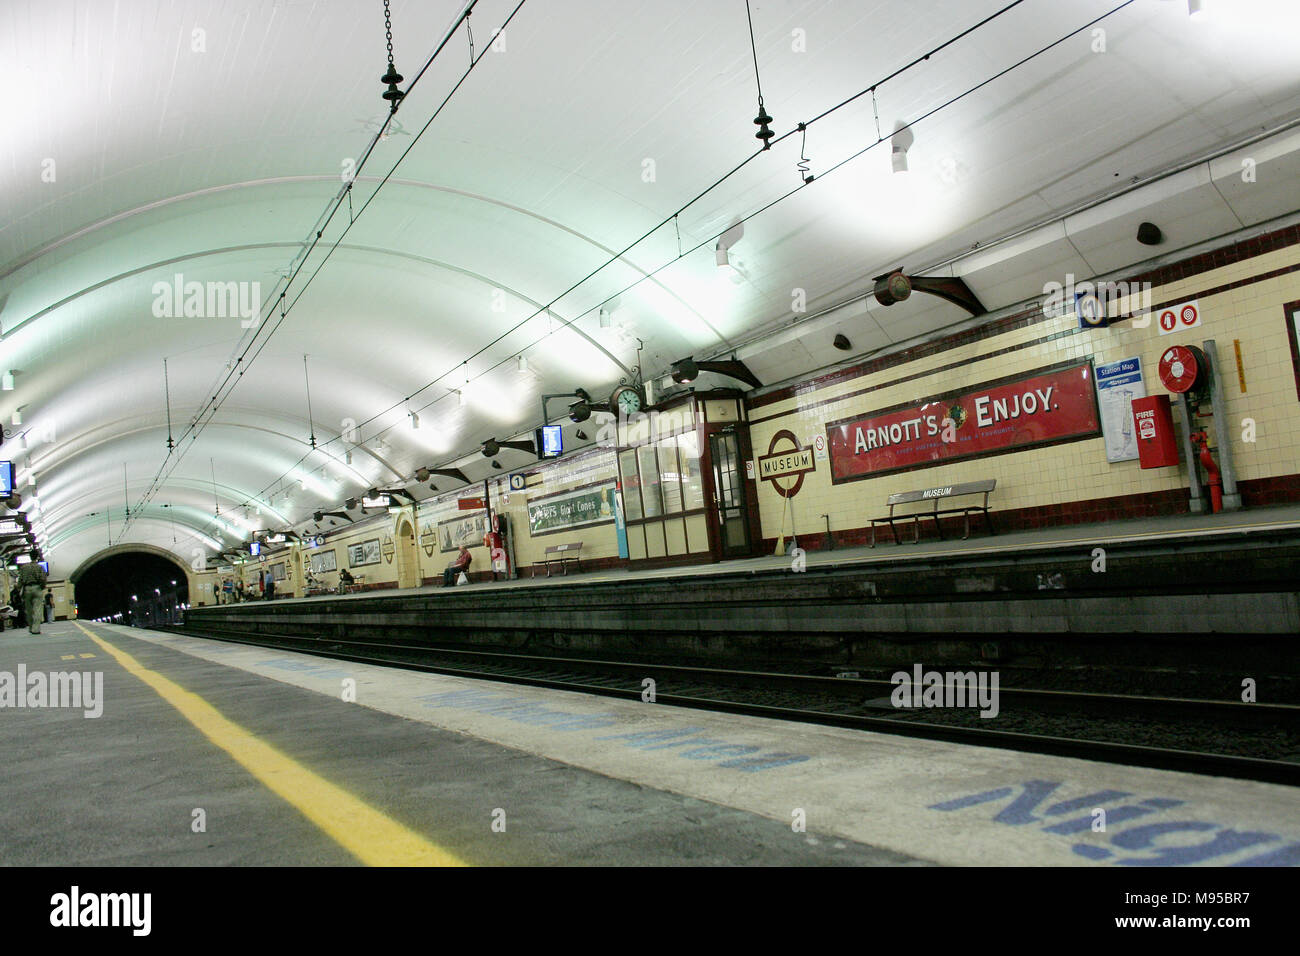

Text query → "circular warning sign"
[1180,303,1199,327]
[1158,310,1177,332]
[1158,345,1202,394]
[813,434,826,453]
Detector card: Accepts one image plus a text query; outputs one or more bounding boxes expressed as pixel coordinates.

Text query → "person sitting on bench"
[443,546,472,587]
[338,567,354,593]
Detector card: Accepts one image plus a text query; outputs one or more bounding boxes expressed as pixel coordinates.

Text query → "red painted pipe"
[1190,431,1223,514]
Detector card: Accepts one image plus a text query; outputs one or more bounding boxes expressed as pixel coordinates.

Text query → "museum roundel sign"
[1157,345,1203,394]
[758,429,816,498]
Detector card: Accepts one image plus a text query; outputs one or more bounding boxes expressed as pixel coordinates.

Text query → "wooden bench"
[869,479,996,547]
[534,542,583,577]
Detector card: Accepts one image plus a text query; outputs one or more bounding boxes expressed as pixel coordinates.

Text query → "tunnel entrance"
[72,549,191,626]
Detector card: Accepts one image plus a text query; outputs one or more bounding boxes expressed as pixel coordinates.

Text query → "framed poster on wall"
[439,512,487,553]
[825,360,1102,482]
[1094,357,1146,463]
[527,483,616,536]
[309,549,338,574]
[348,538,382,568]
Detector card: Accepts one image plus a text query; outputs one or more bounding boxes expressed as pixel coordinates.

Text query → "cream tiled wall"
[749,244,1300,538]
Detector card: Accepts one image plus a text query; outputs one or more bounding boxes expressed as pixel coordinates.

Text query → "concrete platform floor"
[3,621,1297,866]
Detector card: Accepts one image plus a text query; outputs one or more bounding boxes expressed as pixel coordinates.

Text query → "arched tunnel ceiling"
[2,0,1299,577]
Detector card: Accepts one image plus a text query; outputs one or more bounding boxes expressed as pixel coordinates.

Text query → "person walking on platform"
[235,579,245,603]
[44,590,54,623]
[18,561,48,634]
[443,545,472,587]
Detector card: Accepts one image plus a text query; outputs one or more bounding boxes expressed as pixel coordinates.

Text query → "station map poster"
[825,361,1102,482]
[348,538,382,568]
[309,549,338,574]
[1094,357,1146,463]
[439,512,487,553]
[527,484,615,536]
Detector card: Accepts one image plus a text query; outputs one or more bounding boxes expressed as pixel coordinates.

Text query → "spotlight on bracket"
[670,356,762,389]
[568,400,591,423]
[481,438,501,458]
[833,334,852,351]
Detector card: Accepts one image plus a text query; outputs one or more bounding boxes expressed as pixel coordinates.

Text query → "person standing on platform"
[235,579,245,603]
[264,574,276,601]
[443,545,472,587]
[44,590,54,623]
[18,561,48,634]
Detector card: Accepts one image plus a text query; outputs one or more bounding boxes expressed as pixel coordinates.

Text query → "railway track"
[163,623,1300,786]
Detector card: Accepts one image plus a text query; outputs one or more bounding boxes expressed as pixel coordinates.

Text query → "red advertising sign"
[825,362,1101,482]
[458,497,486,510]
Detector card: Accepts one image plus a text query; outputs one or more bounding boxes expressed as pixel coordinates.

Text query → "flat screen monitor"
[538,424,563,459]
[37,561,48,574]
[249,541,261,556]
[0,461,13,497]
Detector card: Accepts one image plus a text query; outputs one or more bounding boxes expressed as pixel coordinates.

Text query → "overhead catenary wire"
[120,0,1135,541]
[116,0,492,540]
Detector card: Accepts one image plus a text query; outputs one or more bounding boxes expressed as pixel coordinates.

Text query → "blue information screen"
[0,461,13,497]
[540,424,563,458]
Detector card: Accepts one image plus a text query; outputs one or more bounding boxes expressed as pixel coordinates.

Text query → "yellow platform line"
[73,622,465,867]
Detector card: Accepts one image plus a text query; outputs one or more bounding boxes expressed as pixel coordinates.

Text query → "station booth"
[614,389,762,568]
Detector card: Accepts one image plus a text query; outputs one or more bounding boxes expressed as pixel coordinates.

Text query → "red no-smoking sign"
[1157,299,1202,336]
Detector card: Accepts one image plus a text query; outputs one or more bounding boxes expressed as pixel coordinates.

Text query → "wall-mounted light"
[891,122,914,174]
[1188,0,1206,17]
[671,357,699,384]
[408,410,420,430]
[518,355,529,372]
[1,371,13,391]
[598,308,611,328]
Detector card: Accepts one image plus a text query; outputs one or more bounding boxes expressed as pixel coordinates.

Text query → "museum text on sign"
[825,362,1101,482]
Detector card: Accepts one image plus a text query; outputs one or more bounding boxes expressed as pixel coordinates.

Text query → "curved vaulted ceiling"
[3,0,1299,577]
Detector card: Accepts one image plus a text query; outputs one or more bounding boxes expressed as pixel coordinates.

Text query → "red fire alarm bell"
[1131,395,1180,469]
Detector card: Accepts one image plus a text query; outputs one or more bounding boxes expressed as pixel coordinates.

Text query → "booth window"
[1286,300,1300,401]
[657,435,683,514]
[636,444,663,517]
[619,448,643,520]
[679,431,705,511]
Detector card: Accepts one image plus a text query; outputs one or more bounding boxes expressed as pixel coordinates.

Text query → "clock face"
[615,386,643,415]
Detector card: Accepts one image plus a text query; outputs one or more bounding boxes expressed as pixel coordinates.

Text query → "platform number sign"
[1157,299,1202,336]
[508,473,526,492]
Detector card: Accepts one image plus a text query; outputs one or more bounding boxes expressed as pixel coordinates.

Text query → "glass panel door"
[708,430,751,557]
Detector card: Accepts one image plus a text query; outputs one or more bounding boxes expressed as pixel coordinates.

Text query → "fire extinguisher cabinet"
[1131,395,1180,469]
